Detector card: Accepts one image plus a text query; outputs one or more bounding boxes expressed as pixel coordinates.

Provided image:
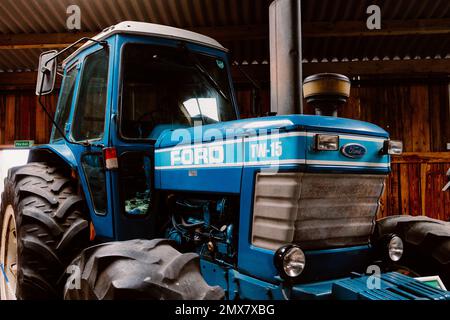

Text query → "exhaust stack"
[303,73,351,117]
[269,0,302,115]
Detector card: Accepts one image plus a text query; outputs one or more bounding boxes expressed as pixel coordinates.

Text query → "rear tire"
[0,162,89,299]
[64,239,225,300]
[375,215,450,288]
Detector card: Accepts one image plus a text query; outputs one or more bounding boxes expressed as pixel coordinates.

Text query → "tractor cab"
[33,21,239,240]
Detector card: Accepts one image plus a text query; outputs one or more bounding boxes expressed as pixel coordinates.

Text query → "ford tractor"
[1,20,450,300]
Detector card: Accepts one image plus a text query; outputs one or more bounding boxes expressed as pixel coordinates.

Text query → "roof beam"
[0,18,449,50]
[302,18,450,38]
[0,32,96,50]
[232,59,450,82]
[0,71,39,90]
[1,58,449,90]
[302,59,450,76]
[0,25,267,50]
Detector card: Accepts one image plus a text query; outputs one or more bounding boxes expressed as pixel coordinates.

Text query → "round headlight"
[274,245,306,279]
[388,235,404,262]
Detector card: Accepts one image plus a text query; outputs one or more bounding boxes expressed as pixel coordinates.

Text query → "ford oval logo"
[341,143,367,159]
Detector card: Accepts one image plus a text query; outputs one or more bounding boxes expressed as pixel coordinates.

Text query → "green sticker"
[216,60,224,69]
[14,140,34,148]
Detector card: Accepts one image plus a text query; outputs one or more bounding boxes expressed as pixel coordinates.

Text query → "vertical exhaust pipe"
[269,0,303,115]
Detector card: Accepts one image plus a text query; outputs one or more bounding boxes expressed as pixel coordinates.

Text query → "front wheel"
[64,239,225,300]
[0,162,90,299]
[375,215,450,289]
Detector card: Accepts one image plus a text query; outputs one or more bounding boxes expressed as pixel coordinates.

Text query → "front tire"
[0,162,89,299]
[376,215,450,288]
[64,239,225,300]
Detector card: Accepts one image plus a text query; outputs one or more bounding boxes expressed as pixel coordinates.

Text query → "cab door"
[68,45,115,240]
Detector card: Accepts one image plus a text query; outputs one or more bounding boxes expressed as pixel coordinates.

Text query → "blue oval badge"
[341,143,367,159]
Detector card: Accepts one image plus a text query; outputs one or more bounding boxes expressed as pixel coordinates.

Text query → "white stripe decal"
[155,132,308,154]
[155,159,389,170]
[305,160,389,168]
[155,131,385,154]
[155,162,243,170]
[155,138,240,154]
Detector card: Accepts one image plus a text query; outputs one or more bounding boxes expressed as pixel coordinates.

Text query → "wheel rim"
[0,205,18,300]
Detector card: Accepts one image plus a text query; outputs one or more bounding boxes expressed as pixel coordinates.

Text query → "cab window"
[120,44,236,140]
[72,49,109,141]
[51,65,78,141]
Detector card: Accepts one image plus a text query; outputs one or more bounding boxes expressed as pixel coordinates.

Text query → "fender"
[28,144,78,169]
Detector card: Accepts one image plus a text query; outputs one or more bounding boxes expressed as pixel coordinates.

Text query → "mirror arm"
[36,37,107,147]
[43,37,108,69]
[37,67,88,147]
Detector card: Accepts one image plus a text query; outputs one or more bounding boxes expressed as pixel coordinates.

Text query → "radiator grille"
[251,172,386,250]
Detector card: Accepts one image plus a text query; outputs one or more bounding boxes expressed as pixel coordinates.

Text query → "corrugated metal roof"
[0,0,448,73]
[0,0,271,33]
[302,0,450,22]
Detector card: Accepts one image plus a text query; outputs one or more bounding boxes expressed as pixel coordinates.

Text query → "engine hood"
[155,115,388,149]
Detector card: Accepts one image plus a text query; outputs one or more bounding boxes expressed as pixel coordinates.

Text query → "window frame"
[80,152,108,216]
[117,41,238,143]
[50,61,79,143]
[118,150,154,218]
[70,47,110,143]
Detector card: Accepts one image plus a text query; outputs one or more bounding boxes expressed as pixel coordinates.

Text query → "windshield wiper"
[183,46,230,102]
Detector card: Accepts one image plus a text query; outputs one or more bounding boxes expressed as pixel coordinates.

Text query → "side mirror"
[35,50,58,96]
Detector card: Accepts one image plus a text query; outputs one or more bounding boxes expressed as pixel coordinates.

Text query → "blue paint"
[25,28,447,300]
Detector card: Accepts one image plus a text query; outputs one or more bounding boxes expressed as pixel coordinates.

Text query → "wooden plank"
[1,60,449,92]
[0,72,38,89]
[425,163,435,218]
[1,18,449,50]
[303,19,450,38]
[0,95,5,144]
[34,96,46,144]
[444,167,450,221]
[389,163,401,215]
[0,25,268,50]
[303,59,450,77]
[428,84,444,151]
[0,32,95,49]
[398,86,413,152]
[408,164,422,216]
[420,163,428,216]
[410,85,430,152]
[435,163,445,220]
[392,152,450,163]
[399,164,410,215]
[5,94,15,144]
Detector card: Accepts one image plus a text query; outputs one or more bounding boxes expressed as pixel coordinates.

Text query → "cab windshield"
[120,43,237,140]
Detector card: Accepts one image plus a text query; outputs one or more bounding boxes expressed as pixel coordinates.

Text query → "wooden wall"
[1,79,450,221]
[236,80,450,221]
[0,91,58,145]
[236,80,450,152]
[379,153,450,221]
[338,82,450,153]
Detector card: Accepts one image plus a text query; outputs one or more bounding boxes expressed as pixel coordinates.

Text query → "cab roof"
[63,21,226,66]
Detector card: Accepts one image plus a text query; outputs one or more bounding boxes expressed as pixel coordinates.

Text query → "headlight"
[274,245,306,279]
[382,140,403,155]
[315,134,339,151]
[388,235,404,262]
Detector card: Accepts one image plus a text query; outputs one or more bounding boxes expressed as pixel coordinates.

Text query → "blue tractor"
[1,21,449,300]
